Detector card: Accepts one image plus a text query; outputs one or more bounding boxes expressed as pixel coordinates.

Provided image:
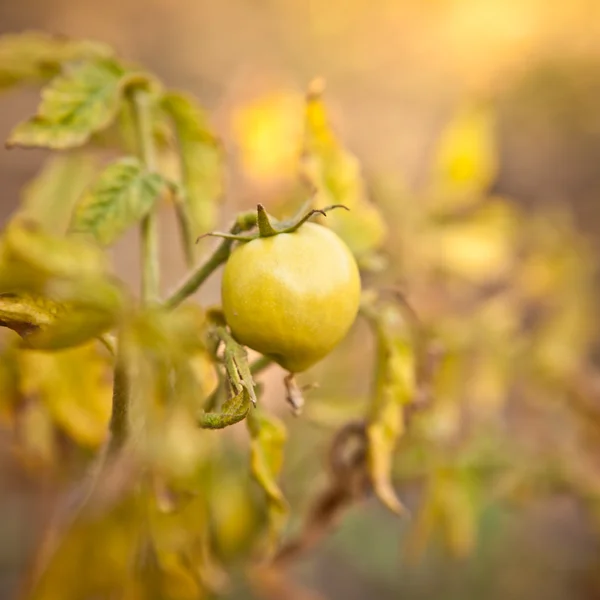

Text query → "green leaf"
[247,409,288,554]
[162,91,223,236]
[198,388,251,429]
[0,31,113,90]
[302,82,387,259]
[70,157,172,246]
[20,153,99,234]
[6,58,153,150]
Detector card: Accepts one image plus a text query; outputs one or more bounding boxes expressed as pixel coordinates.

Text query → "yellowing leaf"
[0,293,66,338]
[233,90,304,181]
[0,31,113,89]
[209,471,258,560]
[15,400,57,467]
[439,472,478,559]
[247,409,288,555]
[122,305,212,478]
[31,279,124,350]
[162,92,224,236]
[189,350,218,399]
[19,343,112,447]
[21,153,99,235]
[0,216,108,288]
[365,306,414,516]
[0,218,124,347]
[28,498,141,600]
[302,83,387,258]
[6,58,152,150]
[426,199,518,283]
[0,270,123,351]
[431,102,498,205]
[70,157,172,246]
[405,467,478,562]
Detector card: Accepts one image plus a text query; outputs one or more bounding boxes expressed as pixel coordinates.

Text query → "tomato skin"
[221,222,361,372]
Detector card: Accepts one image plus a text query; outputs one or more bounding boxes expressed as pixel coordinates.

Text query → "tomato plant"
[0,31,599,600]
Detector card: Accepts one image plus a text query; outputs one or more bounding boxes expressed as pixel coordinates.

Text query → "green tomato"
[221,222,361,372]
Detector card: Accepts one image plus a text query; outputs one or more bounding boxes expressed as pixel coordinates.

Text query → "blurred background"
[3,0,600,599]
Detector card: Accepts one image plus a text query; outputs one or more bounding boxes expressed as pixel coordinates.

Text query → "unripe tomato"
[221,222,361,372]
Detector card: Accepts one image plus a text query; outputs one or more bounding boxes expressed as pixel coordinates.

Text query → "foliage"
[0,31,598,600]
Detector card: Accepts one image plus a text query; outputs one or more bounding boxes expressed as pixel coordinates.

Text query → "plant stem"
[132,88,160,304]
[107,359,128,455]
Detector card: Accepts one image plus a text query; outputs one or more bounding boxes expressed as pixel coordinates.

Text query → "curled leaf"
[198,388,251,429]
[70,157,172,246]
[364,304,415,515]
[247,409,288,555]
[302,82,387,259]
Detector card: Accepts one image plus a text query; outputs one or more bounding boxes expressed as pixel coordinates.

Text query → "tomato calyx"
[198,201,350,244]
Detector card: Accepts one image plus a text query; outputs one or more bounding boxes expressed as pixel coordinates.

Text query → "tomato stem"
[256,204,279,236]
[164,211,258,309]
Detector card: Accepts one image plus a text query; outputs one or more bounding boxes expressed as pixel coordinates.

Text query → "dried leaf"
[70,157,172,246]
[6,58,153,149]
[162,91,223,236]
